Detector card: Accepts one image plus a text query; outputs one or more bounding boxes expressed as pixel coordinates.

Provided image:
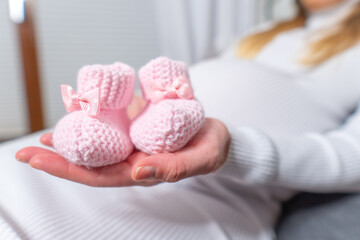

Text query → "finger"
[131,153,184,182]
[132,148,214,183]
[29,151,152,187]
[29,154,101,185]
[127,95,147,120]
[131,119,226,183]
[40,133,53,147]
[15,147,57,163]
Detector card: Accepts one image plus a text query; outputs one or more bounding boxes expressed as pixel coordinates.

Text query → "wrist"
[216,126,278,184]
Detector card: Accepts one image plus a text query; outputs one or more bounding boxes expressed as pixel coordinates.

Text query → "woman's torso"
[188,25,360,235]
[191,28,360,139]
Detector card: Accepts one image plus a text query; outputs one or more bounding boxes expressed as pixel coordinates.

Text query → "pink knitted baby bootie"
[130,57,205,154]
[53,62,135,167]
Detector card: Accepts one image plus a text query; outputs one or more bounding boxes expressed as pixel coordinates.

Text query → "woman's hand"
[131,118,231,182]
[15,117,231,187]
[127,95,147,120]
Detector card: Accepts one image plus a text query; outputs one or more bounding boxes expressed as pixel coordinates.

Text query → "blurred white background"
[0,0,296,140]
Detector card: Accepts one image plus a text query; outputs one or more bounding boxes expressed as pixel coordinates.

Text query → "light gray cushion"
[277,193,360,240]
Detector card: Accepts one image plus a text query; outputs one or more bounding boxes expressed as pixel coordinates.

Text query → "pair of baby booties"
[53,57,205,167]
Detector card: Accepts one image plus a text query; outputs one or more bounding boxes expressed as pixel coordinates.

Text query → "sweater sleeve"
[218,105,360,193]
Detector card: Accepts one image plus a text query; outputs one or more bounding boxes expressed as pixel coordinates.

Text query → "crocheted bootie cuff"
[77,62,135,110]
[138,57,194,103]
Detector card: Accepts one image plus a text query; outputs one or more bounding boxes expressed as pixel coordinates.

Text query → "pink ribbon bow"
[144,75,194,103]
[61,84,100,117]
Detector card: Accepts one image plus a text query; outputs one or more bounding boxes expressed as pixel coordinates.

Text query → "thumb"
[40,133,53,147]
[131,153,190,183]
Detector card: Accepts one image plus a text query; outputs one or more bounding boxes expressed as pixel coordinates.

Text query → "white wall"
[35,0,161,128]
[0,0,161,138]
[156,0,271,64]
[0,0,28,138]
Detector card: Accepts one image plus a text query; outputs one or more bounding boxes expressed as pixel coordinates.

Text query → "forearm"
[218,123,360,193]
[217,127,278,184]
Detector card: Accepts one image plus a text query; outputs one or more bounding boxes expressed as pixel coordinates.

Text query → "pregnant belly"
[190,59,355,137]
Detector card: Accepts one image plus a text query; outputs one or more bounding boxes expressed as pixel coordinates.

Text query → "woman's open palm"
[15,118,230,187]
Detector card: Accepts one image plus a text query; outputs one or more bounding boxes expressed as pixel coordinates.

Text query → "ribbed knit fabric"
[217,127,279,185]
[0,217,21,240]
[130,57,205,154]
[53,63,135,167]
[1,133,275,240]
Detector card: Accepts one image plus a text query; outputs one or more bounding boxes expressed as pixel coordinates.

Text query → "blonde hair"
[237,2,360,66]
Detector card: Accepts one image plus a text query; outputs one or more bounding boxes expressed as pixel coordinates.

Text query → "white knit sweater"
[192,0,360,192]
[189,1,360,238]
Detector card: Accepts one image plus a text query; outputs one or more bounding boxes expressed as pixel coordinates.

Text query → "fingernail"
[15,152,26,162]
[135,166,156,180]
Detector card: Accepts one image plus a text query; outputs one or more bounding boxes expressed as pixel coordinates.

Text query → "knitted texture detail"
[130,57,205,154]
[77,62,135,109]
[53,63,135,167]
[130,99,205,154]
[138,57,189,102]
